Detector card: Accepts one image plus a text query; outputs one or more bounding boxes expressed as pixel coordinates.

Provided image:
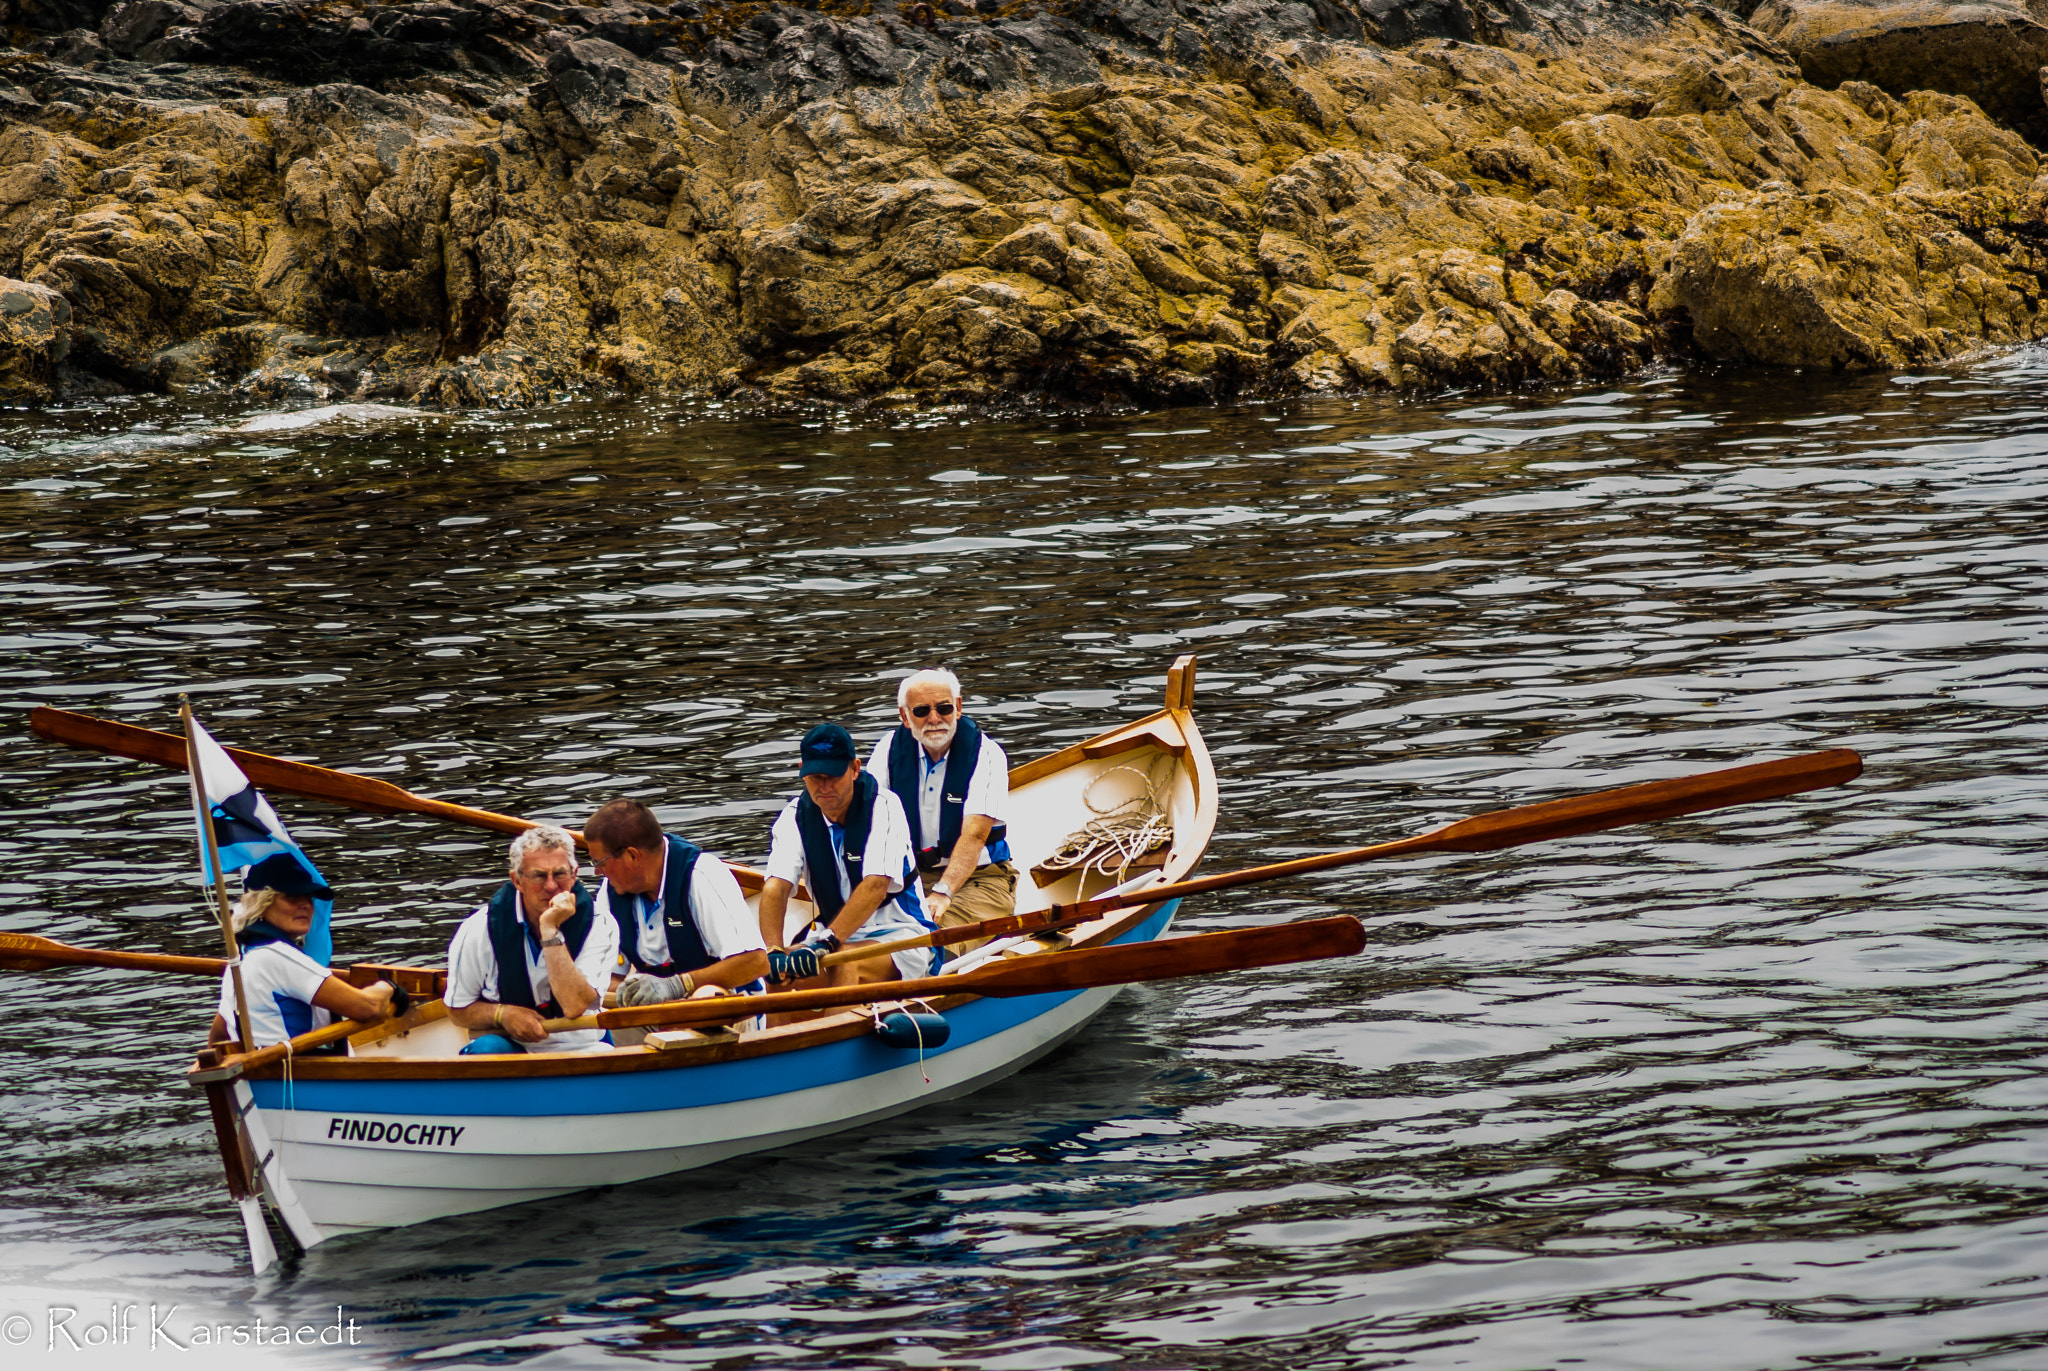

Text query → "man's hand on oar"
[810,748,1867,976]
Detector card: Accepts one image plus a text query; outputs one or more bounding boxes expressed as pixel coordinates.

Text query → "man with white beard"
[865,667,1014,953]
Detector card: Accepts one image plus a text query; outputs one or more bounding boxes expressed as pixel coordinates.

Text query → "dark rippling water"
[1,356,2045,1371]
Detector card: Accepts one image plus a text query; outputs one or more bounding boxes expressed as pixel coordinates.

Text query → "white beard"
[917,716,959,756]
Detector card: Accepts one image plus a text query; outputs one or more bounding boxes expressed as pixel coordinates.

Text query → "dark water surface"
[1,358,2044,1370]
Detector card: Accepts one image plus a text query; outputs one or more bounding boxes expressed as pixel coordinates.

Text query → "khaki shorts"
[925,861,1017,955]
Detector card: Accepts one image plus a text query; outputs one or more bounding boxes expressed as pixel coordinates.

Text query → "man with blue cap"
[757,723,937,986]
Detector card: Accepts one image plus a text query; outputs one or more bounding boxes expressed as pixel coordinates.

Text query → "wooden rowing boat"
[192,656,1218,1270]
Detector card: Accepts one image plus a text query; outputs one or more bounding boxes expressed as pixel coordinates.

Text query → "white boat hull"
[252,906,1175,1243]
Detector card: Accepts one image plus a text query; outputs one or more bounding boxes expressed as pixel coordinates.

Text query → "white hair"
[509,824,579,874]
[897,667,963,708]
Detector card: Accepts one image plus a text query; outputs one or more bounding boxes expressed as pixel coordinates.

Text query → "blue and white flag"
[188,717,332,966]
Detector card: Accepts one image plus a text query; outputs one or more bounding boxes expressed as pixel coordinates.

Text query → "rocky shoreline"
[4,0,2048,408]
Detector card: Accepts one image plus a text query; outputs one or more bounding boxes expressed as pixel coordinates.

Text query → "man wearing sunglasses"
[866,667,1015,953]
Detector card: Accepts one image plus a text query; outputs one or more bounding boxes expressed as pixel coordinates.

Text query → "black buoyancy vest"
[235,919,301,951]
[485,880,596,1015]
[887,715,1008,869]
[605,833,714,976]
[795,771,879,925]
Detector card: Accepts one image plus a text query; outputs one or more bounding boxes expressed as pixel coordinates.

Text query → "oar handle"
[0,931,227,977]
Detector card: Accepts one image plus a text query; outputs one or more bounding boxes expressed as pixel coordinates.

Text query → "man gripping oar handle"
[803,747,1867,978]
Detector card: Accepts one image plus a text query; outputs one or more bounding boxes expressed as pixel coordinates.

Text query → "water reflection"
[2,355,2045,1367]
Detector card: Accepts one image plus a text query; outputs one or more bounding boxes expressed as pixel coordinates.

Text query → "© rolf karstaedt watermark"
[2,1302,362,1352]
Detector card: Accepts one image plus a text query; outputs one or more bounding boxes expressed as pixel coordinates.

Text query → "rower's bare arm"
[759,877,793,948]
[698,948,771,990]
[937,814,996,900]
[312,976,396,1023]
[449,998,549,1042]
[829,874,894,943]
[542,945,599,1019]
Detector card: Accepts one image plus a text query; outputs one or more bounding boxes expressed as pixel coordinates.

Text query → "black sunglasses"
[910,701,957,719]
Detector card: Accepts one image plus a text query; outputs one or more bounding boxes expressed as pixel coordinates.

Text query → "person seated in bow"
[865,667,1015,956]
[445,824,619,1054]
[757,723,937,988]
[207,854,401,1050]
[582,798,769,1008]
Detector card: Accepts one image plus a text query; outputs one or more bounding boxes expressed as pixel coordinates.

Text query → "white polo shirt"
[598,844,764,975]
[764,785,935,978]
[216,939,333,1047]
[446,898,621,1053]
[866,727,1009,869]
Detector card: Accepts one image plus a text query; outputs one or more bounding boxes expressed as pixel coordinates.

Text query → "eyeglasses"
[588,849,633,873]
[518,866,577,883]
[910,701,957,719]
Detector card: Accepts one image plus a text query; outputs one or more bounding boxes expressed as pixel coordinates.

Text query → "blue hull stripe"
[252,902,1177,1117]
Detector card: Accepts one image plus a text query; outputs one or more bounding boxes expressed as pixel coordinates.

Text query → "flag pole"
[183,696,254,1051]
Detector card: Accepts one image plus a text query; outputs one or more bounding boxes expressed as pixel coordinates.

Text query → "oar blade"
[29,707,415,815]
[1419,748,1864,854]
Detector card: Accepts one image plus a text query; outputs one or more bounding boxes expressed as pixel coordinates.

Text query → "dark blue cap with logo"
[244,853,335,900]
[799,723,858,777]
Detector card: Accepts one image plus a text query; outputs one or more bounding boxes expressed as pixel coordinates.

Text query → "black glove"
[768,946,819,984]
[805,930,843,957]
[389,983,413,1017]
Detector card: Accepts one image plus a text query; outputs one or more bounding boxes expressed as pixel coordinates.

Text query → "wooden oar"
[591,916,1367,1032]
[30,706,563,838]
[810,747,1866,976]
[0,931,227,977]
[25,705,770,886]
[190,1016,377,1081]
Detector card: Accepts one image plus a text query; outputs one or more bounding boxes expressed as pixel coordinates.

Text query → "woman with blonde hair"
[207,855,402,1049]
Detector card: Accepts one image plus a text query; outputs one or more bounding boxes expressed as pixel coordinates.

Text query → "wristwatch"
[541,933,566,948]
[931,881,954,898]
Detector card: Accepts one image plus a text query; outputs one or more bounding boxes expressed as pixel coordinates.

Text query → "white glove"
[618,973,685,1007]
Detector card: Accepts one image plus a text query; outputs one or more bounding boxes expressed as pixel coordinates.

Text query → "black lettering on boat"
[324,1117,464,1149]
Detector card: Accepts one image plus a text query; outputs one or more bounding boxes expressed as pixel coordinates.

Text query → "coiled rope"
[1039,755,1178,881]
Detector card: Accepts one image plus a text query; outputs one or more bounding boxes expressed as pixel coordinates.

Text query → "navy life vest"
[605,833,715,976]
[484,879,596,1016]
[235,919,300,951]
[795,770,881,926]
[887,714,1010,869]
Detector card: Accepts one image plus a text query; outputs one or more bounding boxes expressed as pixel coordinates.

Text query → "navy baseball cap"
[799,723,858,777]
[244,853,335,900]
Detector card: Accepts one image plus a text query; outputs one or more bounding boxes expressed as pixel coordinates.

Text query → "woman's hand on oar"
[804,748,1866,978]
[26,707,770,888]
[598,916,1368,1032]
[0,931,227,977]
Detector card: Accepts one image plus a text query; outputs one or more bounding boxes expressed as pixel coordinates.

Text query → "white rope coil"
[1040,756,1178,881]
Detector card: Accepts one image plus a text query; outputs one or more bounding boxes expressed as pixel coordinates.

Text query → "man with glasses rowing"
[865,667,1015,954]
[583,798,769,1008]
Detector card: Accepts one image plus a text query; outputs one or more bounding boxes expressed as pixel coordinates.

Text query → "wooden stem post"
[182,697,254,1052]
